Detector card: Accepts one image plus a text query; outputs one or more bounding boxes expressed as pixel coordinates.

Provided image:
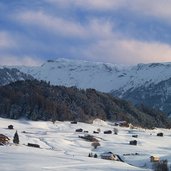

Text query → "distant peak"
[47,60,55,63]
[44,58,129,71]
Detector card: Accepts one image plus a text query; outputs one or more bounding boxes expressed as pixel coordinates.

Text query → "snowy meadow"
[0,118,171,171]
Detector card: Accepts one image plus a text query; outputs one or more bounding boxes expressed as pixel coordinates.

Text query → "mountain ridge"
[2,58,171,115]
[0,67,33,86]
[16,59,171,93]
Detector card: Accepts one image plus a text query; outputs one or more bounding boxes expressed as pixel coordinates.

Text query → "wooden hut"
[150,156,160,162]
[8,125,14,129]
[132,135,138,138]
[0,134,10,145]
[129,140,137,145]
[157,132,163,137]
[71,121,77,124]
[75,128,83,132]
[28,143,40,148]
[104,130,112,134]
[93,131,99,134]
[101,152,119,161]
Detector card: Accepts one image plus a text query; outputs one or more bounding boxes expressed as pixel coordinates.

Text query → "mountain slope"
[17,59,129,92]
[113,78,171,115]
[17,59,171,94]
[15,59,171,115]
[0,67,33,86]
[0,80,170,128]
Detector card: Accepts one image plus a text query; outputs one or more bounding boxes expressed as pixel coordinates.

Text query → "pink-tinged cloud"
[4,2,171,65]
[16,10,171,65]
[79,39,171,64]
[0,56,43,66]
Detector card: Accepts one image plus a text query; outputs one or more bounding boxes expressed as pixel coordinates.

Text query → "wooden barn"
[114,121,129,127]
[104,130,112,134]
[71,121,77,124]
[132,135,138,138]
[150,156,160,162]
[129,140,137,145]
[0,134,10,145]
[101,152,119,161]
[84,131,89,133]
[8,125,14,129]
[28,143,40,148]
[75,128,83,132]
[93,131,99,134]
[157,132,163,137]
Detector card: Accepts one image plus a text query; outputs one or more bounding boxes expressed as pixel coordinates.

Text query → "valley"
[1,118,171,171]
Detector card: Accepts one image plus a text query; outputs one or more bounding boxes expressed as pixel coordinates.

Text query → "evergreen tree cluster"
[0,80,170,128]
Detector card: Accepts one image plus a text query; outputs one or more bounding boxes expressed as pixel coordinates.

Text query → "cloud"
[77,0,124,10]
[124,1,171,23]
[12,9,171,65]
[46,0,125,10]
[14,10,116,40]
[47,0,171,24]
[0,56,43,66]
[0,31,16,49]
[15,11,86,37]
[81,39,171,64]
[2,1,171,66]
[118,40,171,63]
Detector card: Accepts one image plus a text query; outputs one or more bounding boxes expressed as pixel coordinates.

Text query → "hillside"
[0,67,33,86]
[113,78,171,115]
[13,59,171,115]
[0,80,170,128]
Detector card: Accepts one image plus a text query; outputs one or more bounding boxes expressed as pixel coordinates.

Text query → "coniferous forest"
[0,80,170,128]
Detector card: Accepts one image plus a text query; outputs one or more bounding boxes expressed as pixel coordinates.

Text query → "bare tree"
[91,142,100,149]
[114,128,119,135]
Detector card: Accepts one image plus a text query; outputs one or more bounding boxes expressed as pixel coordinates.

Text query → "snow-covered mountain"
[16,59,171,93]
[4,59,171,114]
[113,77,171,115]
[17,59,128,93]
[111,63,171,115]
[0,67,33,86]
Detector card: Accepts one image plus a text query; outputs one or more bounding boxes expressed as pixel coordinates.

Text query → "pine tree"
[94,154,98,158]
[13,131,19,144]
[88,153,93,157]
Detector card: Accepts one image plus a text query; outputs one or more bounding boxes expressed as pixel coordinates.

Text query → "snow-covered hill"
[14,59,171,114]
[1,117,171,171]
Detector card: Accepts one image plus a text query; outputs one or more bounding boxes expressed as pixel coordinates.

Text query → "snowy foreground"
[1,118,171,171]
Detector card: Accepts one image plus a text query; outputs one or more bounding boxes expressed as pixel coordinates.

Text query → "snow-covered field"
[1,118,171,171]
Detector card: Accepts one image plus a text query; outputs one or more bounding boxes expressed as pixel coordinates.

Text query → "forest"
[0,80,170,128]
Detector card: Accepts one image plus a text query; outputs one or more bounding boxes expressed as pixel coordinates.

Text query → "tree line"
[0,80,170,128]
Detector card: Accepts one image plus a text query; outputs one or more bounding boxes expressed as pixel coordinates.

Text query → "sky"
[1,0,171,66]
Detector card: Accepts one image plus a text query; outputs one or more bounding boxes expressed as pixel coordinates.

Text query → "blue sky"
[1,0,171,66]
